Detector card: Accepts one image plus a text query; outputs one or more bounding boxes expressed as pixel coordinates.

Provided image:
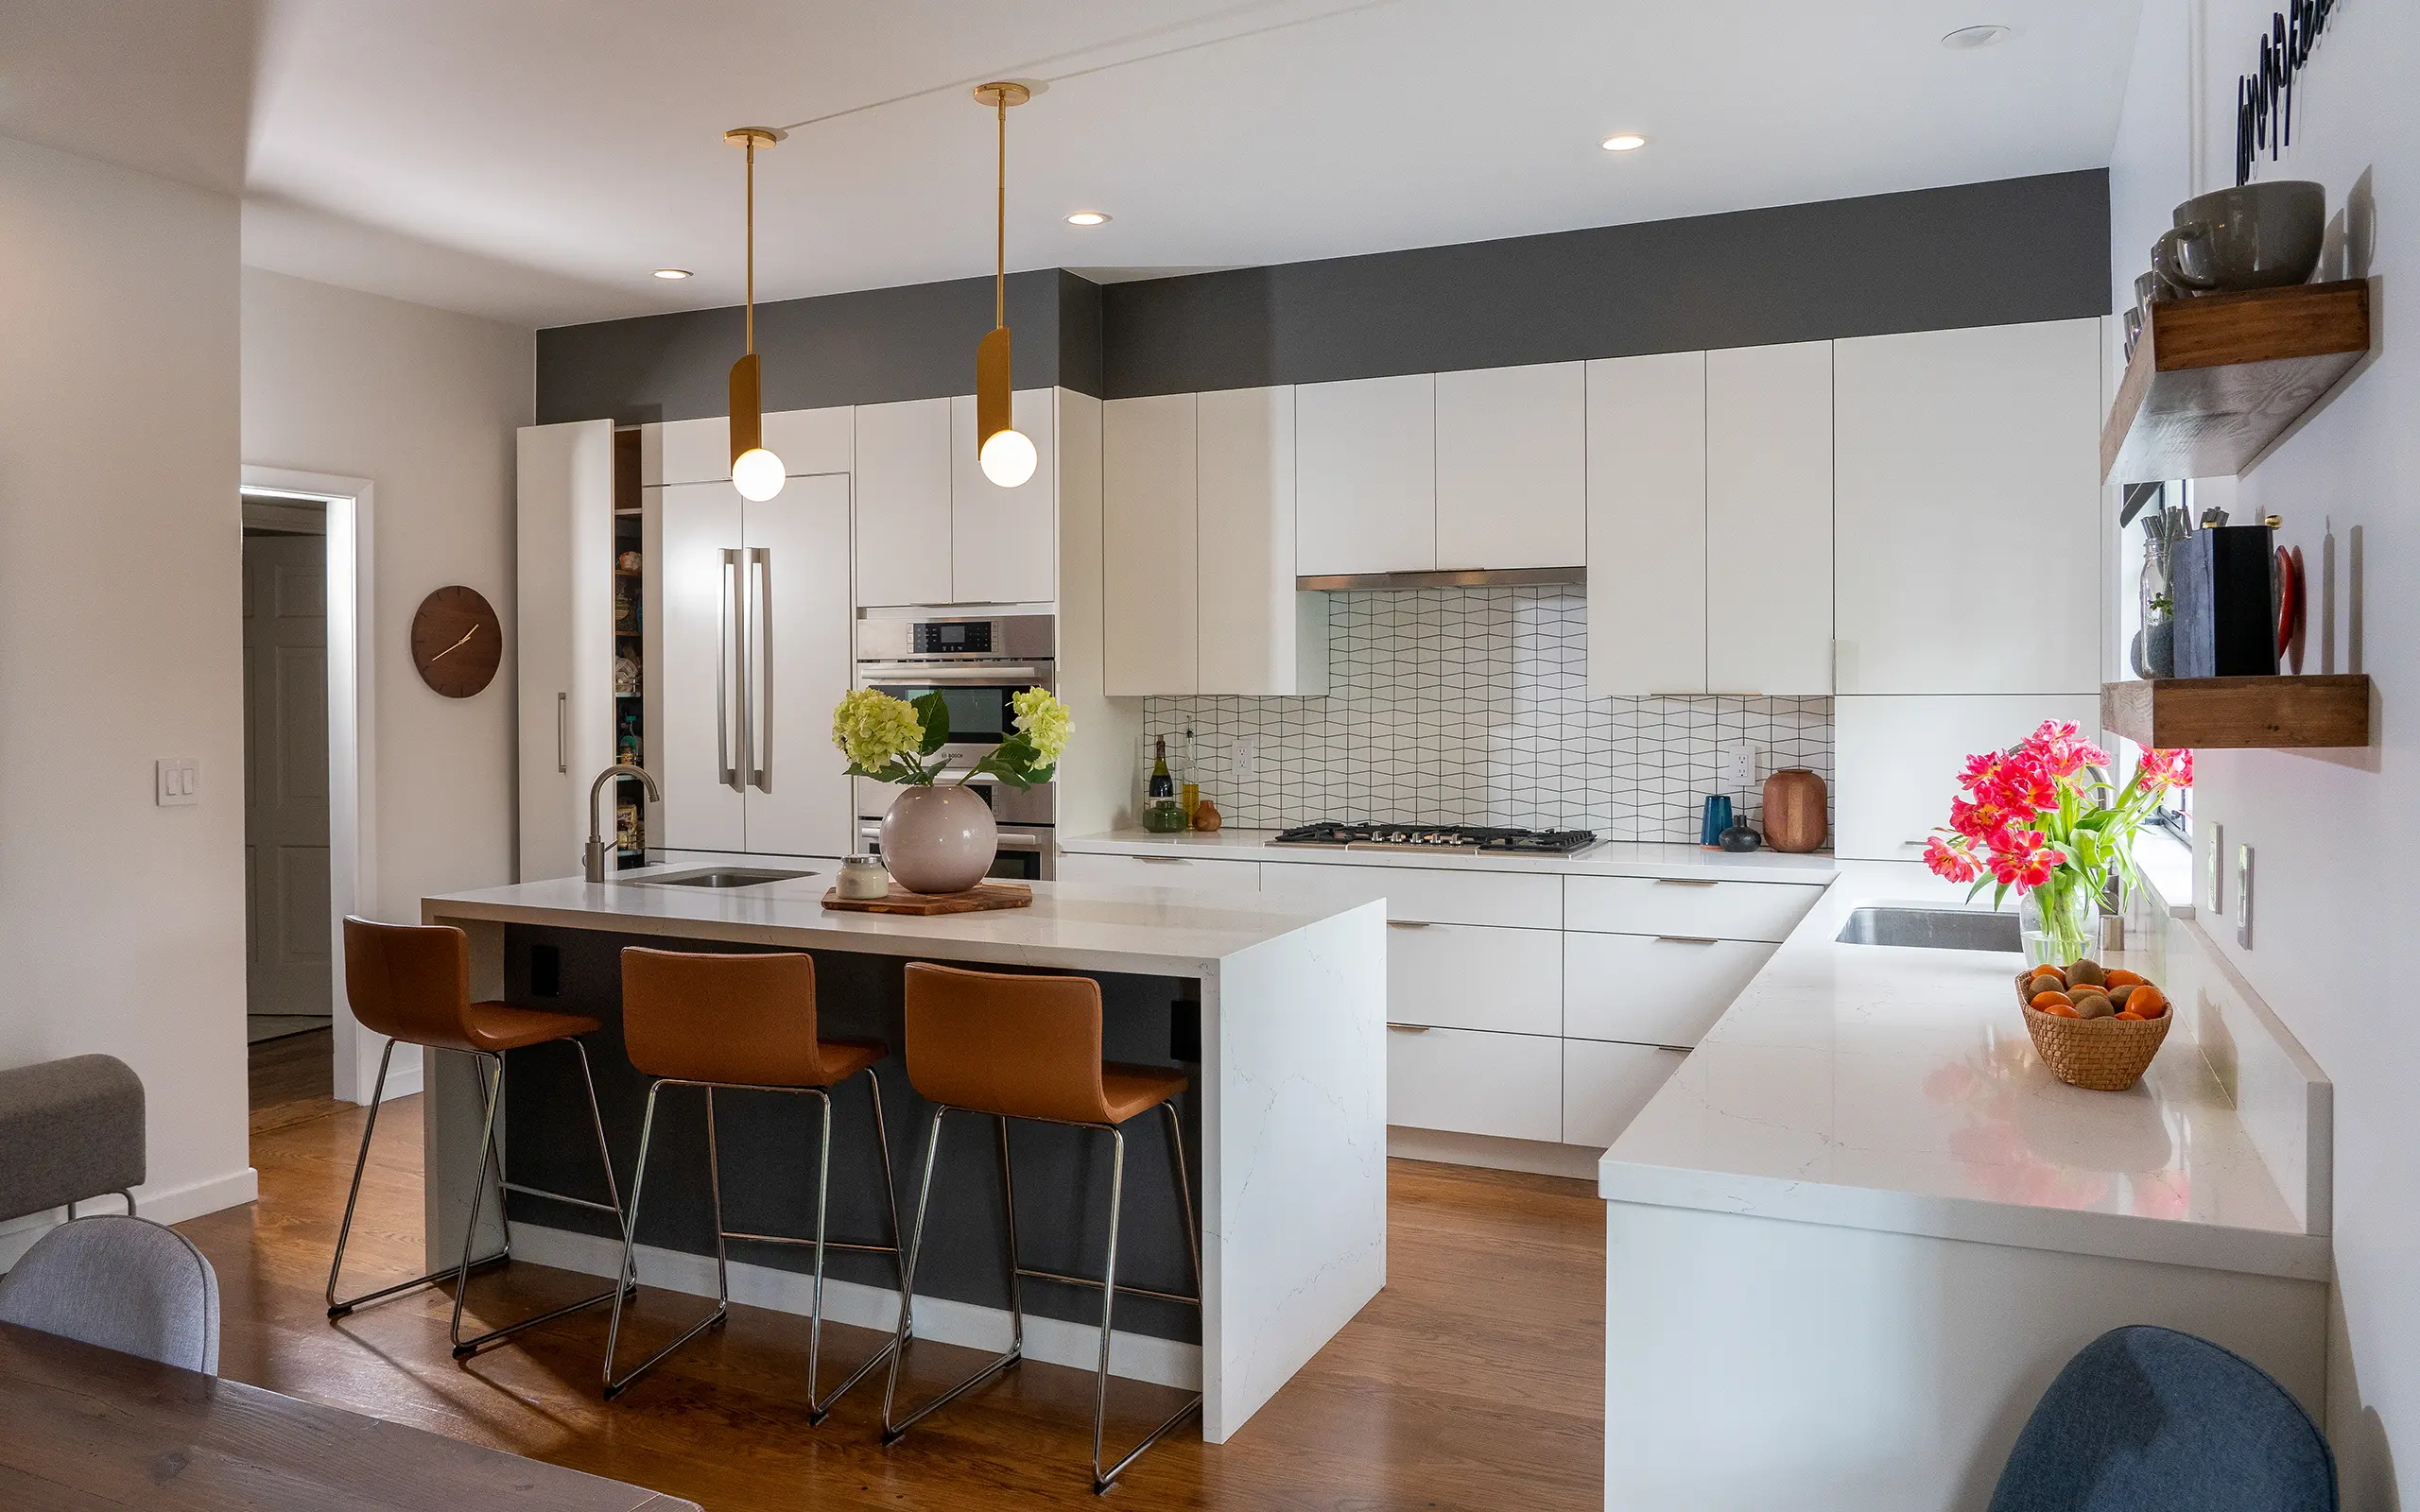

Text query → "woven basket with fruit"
[2014,958,2172,1091]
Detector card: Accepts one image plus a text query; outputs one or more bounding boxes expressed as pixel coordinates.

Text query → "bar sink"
[634,867,812,889]
[1835,906,2019,953]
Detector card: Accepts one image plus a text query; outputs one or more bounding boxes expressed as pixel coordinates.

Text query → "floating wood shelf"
[2101,674,2371,749]
[2102,280,2372,485]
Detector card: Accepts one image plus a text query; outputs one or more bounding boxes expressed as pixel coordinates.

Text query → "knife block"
[2172,525,2275,679]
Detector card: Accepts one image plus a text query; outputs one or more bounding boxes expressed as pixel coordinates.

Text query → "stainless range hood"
[1295,566,1585,592]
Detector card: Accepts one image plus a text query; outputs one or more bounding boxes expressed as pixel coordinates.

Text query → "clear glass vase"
[2020,877,2097,970]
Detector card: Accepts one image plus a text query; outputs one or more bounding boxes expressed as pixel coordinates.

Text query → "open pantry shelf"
[2102,674,2371,749]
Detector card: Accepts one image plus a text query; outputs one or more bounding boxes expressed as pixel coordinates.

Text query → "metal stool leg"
[329,1040,508,1319]
[882,1104,1026,1444]
[604,1082,731,1399]
[1091,1104,1206,1493]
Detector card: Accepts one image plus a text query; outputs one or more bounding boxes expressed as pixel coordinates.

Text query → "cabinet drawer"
[1386,1026,1560,1143]
[1562,1040,1687,1149]
[1259,861,1561,928]
[1387,923,1560,1036]
[1564,875,1819,942]
[1563,934,1773,1046]
[1055,851,1260,892]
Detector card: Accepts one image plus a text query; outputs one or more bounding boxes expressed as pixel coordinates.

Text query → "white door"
[1102,392,1198,696]
[1705,341,1833,696]
[516,420,617,881]
[654,480,747,852]
[1295,373,1436,576]
[1834,319,2104,694]
[1198,386,1322,695]
[951,388,1057,606]
[1832,694,2101,861]
[853,397,953,608]
[1586,352,1707,697]
[1435,362,1586,570]
[243,533,331,1019]
[740,473,855,856]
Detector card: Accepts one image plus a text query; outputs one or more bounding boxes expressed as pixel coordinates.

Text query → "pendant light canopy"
[725,126,786,503]
[973,82,1036,489]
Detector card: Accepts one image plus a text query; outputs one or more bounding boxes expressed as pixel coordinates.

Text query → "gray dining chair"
[1990,1325,2335,1511]
[0,1215,220,1374]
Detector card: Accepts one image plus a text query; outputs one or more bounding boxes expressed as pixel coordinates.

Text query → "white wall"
[2111,4,2419,1503]
[240,268,533,1100]
[0,134,252,1256]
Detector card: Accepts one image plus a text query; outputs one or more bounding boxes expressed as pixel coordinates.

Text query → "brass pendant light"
[973,81,1036,488]
[725,126,786,502]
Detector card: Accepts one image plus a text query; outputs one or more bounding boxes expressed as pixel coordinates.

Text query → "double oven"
[854,611,1057,881]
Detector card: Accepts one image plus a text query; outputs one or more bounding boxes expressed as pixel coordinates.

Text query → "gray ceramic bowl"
[2167,180,2326,291]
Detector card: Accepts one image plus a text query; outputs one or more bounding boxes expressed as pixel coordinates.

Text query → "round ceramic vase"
[880,785,998,894]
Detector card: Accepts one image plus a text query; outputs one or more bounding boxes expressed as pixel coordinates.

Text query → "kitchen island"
[418,867,1386,1443]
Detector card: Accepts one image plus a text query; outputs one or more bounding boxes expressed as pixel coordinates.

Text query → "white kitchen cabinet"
[1387,1025,1561,1143]
[1296,373,1436,577]
[737,473,855,855]
[1258,861,1560,927]
[647,406,854,490]
[1434,362,1585,570]
[1564,933,1776,1047]
[1564,874,1822,943]
[853,397,954,608]
[1562,1040,1688,1149]
[1833,318,2104,695]
[1705,341,1832,696]
[951,388,1056,605]
[1387,922,1561,1036]
[1055,851,1260,892]
[515,420,618,882]
[1197,387,1324,696]
[655,479,747,851]
[1102,393,1199,696]
[1586,352,1707,697]
[1833,694,2101,861]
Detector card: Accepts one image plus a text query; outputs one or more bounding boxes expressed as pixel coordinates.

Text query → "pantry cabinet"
[514,419,619,883]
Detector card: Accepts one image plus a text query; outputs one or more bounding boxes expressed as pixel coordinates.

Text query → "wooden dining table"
[0,1320,699,1510]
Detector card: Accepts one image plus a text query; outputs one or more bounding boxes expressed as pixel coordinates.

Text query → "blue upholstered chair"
[0,1215,220,1374]
[1991,1325,2335,1512]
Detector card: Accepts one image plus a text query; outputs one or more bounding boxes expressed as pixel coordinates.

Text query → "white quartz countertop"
[423,865,1366,978]
[1065,828,1840,884]
[1598,861,2331,1280]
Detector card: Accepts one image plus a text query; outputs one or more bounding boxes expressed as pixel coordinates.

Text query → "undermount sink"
[634,867,812,889]
[1835,906,2020,954]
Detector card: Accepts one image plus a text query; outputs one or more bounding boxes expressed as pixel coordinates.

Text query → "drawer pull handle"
[1386,1022,1433,1034]
[1653,878,1720,887]
[1386,919,1433,930]
[1655,1044,1694,1055]
[1654,935,1720,946]
[1136,856,1191,865]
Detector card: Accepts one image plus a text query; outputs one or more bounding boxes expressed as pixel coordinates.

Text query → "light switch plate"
[2236,844,2255,948]
[155,758,199,807]
[1720,745,1759,791]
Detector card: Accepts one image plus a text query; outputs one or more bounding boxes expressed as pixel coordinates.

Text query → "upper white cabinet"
[1435,362,1586,570]
[1586,351,1707,697]
[853,397,954,608]
[1834,694,2101,860]
[1102,392,1199,696]
[1704,341,1833,696]
[951,388,1056,606]
[1833,318,2103,695]
[1296,373,1435,576]
[642,406,853,488]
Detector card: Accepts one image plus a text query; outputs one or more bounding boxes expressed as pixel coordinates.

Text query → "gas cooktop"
[1270,822,1598,855]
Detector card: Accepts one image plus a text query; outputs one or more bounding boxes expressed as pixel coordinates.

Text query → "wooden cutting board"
[821,881,1034,915]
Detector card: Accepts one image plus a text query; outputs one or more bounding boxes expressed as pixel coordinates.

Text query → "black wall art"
[2238,2,2339,186]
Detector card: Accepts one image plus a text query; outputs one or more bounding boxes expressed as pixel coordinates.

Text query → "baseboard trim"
[380,1060,423,1102]
[510,1223,1202,1391]
[1388,1126,1604,1181]
[0,1166,260,1269]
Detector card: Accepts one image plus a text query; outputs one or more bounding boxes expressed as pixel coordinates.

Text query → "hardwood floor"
[248,1026,350,1136]
[184,1075,1604,1510]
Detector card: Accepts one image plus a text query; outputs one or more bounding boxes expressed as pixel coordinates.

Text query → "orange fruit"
[2041,1004,2081,1019]
[2030,967,2067,988]
[2031,991,2074,1010]
[2103,969,2148,988]
[2127,986,2169,1017]
[2114,1011,2147,1022]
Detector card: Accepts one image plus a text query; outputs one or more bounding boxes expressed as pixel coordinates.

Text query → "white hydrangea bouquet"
[830,685,1069,788]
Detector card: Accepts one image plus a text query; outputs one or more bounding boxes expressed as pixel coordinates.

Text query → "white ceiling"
[0,1,2145,330]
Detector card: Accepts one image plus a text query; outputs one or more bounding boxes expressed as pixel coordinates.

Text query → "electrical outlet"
[1720,745,1759,791]
[1234,734,1260,787]
[155,758,199,807]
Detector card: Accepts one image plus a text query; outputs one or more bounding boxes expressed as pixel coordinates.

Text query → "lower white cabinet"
[1564,875,1821,942]
[1385,922,1560,1036]
[1562,1040,1689,1149]
[1055,851,1261,892]
[1386,1025,1561,1143]
[1833,695,2102,861]
[1564,933,1775,1047]
[1258,861,1560,927]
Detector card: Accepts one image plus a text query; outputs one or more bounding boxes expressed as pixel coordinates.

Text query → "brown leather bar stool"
[604,948,908,1417]
[328,918,633,1358]
[881,962,1203,1495]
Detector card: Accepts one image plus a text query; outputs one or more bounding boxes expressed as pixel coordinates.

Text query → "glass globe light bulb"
[731,447,786,501]
[979,427,1038,489]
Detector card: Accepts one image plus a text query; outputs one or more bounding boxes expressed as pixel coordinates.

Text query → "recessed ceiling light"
[1065,211,1111,226]
[1600,133,1648,152]
[652,267,693,280]
[1941,24,2013,49]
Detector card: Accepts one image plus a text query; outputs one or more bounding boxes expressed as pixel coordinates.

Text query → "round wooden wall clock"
[410,586,503,698]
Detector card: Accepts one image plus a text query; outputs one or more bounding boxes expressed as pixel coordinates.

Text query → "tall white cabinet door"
[741,473,855,857]
[1586,352,1707,697]
[1435,362,1585,570]
[1198,386,1323,696]
[516,420,617,883]
[1834,319,2103,694]
[1102,393,1199,696]
[1295,373,1436,576]
[853,397,953,608]
[653,480,747,853]
[762,405,855,478]
[952,388,1057,605]
[1833,695,2101,860]
[641,417,729,489]
[1705,342,1833,696]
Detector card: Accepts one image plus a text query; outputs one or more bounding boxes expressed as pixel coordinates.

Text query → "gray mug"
[2158,180,2326,293]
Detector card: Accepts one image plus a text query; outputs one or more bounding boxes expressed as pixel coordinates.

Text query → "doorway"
[242,499,333,1050]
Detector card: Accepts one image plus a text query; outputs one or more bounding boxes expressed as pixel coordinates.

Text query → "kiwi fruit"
[2067,959,2107,988]
[2073,994,2116,1020]
[2108,984,2136,1007]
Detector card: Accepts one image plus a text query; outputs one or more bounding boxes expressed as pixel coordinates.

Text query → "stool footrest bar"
[501,1182,625,1217]
[1014,1265,1201,1308]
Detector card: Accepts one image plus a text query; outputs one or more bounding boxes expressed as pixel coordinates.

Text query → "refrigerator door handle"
[718,548,744,792]
[556,692,567,774]
[749,546,772,794]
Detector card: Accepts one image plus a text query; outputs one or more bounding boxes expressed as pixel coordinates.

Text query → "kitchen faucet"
[585,764,663,884]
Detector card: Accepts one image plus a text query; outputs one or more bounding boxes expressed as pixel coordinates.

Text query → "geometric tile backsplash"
[1140,587,1833,844]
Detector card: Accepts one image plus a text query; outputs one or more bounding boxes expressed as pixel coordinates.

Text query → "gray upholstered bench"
[0,1055,145,1223]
